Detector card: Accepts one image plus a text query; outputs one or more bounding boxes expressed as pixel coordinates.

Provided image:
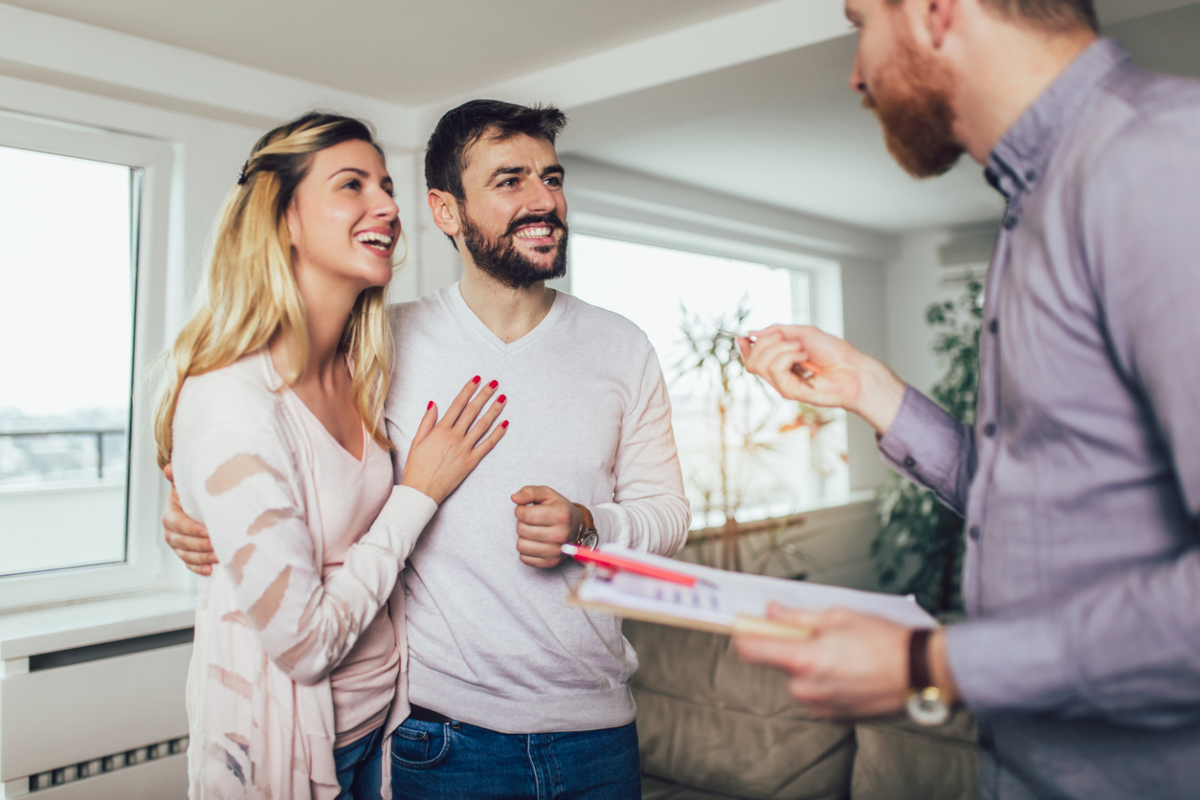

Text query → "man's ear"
[428,189,462,238]
[927,0,957,48]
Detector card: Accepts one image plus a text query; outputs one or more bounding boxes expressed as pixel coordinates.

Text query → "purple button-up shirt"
[879,39,1200,799]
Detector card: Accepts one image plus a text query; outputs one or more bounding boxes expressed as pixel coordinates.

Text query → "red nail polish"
[501,420,509,429]
[473,375,481,384]
[489,380,498,389]
[427,401,434,410]
[497,394,506,404]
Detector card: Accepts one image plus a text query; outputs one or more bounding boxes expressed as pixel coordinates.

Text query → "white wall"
[839,258,892,492]
[883,228,962,397]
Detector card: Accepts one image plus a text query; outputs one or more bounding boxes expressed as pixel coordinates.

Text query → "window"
[0,111,174,610]
[0,146,134,575]
[570,234,849,529]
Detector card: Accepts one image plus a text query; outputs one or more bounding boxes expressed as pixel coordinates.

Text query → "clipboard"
[565,544,937,639]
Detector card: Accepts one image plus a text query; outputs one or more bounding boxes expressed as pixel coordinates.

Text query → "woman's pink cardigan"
[173,352,433,799]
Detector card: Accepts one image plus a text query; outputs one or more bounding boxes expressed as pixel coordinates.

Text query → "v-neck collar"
[444,282,567,356]
[259,348,369,465]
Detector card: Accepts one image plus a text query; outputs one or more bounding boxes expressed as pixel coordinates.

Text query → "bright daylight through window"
[570,234,848,531]
[0,145,137,577]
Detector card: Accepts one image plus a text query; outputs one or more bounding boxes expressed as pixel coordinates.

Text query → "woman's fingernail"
[497,394,506,404]
[501,420,509,429]
[489,380,498,389]
[427,401,434,410]
[473,375,481,384]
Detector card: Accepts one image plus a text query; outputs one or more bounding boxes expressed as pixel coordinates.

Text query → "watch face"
[907,691,950,727]
[580,532,599,549]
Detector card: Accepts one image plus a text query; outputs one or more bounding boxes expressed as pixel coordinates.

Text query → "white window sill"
[689,489,877,534]
[0,591,196,663]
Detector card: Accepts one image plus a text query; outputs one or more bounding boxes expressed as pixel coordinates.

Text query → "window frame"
[564,220,852,524]
[564,211,844,335]
[0,110,174,611]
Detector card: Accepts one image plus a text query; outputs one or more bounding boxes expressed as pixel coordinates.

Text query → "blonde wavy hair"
[154,113,398,468]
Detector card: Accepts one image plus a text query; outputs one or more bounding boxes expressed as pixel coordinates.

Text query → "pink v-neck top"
[289,390,398,747]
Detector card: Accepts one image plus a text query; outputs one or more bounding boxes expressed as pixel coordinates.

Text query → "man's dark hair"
[889,0,1097,32]
[424,100,567,202]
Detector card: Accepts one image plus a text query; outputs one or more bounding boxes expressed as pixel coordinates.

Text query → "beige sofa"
[626,620,980,800]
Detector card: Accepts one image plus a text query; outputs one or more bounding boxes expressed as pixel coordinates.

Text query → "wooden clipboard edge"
[568,580,813,640]
[568,592,737,637]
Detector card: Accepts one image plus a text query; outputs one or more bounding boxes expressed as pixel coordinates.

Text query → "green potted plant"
[873,278,982,613]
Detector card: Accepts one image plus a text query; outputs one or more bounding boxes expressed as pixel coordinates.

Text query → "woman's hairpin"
[236,160,250,185]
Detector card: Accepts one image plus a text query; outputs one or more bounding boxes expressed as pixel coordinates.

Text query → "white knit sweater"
[382,285,690,735]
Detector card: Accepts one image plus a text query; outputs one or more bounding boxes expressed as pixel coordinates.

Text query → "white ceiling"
[566,34,1006,233]
[0,0,779,105]
[5,0,1199,235]
[566,1,1200,232]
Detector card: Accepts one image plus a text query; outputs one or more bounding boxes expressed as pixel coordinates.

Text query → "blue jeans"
[390,717,640,800]
[333,725,385,800]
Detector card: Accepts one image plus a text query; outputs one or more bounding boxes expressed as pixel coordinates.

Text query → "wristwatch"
[906,628,950,726]
[570,503,599,549]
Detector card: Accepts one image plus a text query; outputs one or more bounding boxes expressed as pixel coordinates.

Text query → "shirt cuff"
[945,616,1081,718]
[592,504,623,547]
[876,386,966,494]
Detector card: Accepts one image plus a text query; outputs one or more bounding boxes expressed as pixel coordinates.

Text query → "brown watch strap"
[572,503,596,544]
[909,628,933,690]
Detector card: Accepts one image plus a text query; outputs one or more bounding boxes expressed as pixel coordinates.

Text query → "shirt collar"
[985,38,1130,200]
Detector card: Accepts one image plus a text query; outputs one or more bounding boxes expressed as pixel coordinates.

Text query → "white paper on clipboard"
[569,544,937,634]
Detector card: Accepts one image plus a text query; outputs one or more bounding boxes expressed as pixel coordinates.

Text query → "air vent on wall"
[938,220,1000,284]
[27,737,188,792]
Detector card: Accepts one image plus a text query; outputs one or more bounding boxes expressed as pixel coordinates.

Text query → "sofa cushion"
[626,620,856,800]
[642,774,750,800]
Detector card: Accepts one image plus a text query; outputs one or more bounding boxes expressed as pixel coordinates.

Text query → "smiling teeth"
[514,227,553,239]
[356,232,392,246]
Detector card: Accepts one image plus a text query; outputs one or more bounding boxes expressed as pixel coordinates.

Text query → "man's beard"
[461,210,568,290]
[862,35,964,179]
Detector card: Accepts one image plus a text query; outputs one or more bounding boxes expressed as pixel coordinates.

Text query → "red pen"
[561,544,697,587]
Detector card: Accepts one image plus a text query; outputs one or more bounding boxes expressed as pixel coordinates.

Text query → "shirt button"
[984,423,997,437]
[903,456,916,468]
[1004,215,1018,230]
[1024,169,1037,183]
[969,525,981,541]
[989,319,999,335]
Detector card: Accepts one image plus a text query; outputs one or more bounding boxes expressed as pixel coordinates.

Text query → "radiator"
[1,626,192,799]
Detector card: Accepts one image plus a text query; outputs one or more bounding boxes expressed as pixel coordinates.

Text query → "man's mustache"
[505,214,566,237]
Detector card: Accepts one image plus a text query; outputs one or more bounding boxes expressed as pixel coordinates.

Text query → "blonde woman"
[155,113,507,800]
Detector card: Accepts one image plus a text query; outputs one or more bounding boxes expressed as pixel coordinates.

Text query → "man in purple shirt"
[734,0,1200,797]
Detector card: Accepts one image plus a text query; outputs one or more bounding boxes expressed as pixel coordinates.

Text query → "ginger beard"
[862,32,964,178]
[460,209,568,290]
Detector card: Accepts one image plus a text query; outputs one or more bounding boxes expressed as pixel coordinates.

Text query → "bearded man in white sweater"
[165,99,690,799]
